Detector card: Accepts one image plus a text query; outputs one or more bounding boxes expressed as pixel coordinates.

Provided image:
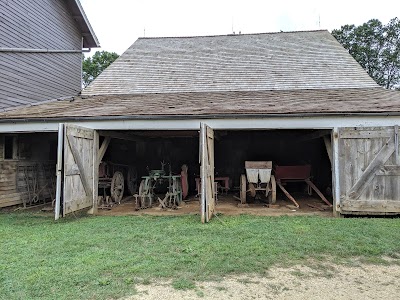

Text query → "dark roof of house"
[0,87,399,120]
[83,30,377,95]
[66,0,99,48]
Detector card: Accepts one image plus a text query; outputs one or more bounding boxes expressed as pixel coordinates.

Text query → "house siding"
[0,0,82,109]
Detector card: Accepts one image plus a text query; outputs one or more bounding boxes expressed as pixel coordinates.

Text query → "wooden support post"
[395,125,399,165]
[332,128,341,217]
[276,180,300,208]
[98,136,111,163]
[323,136,333,166]
[92,130,99,215]
[55,123,64,221]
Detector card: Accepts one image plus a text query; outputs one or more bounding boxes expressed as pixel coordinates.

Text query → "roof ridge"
[137,29,329,40]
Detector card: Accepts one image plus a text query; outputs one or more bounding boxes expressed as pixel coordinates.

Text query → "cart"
[98,162,137,206]
[239,161,276,205]
[274,164,332,208]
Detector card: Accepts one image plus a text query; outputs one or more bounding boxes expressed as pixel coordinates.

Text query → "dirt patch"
[123,262,400,300]
[97,194,332,217]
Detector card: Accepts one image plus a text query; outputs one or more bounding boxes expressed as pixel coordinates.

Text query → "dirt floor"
[97,193,333,217]
[123,261,400,300]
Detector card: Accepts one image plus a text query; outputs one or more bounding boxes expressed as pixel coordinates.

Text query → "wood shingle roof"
[0,88,399,120]
[82,30,378,96]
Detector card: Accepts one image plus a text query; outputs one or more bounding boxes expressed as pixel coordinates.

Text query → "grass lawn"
[0,212,400,299]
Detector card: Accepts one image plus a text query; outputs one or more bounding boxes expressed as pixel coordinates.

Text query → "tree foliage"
[332,18,400,89]
[82,51,119,87]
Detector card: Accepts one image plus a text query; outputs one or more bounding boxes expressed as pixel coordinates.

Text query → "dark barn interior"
[214,130,332,194]
[99,129,332,208]
[0,133,58,208]
[0,129,332,212]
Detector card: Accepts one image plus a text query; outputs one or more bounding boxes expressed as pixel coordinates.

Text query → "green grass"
[0,212,400,299]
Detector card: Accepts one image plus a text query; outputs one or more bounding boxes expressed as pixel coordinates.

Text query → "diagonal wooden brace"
[305,179,332,207]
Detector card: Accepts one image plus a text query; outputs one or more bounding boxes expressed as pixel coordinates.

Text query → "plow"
[136,162,188,210]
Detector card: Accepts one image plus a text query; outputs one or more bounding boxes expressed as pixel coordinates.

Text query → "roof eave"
[1,111,400,123]
[66,0,100,48]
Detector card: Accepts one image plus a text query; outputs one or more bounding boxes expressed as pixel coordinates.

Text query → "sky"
[80,0,400,55]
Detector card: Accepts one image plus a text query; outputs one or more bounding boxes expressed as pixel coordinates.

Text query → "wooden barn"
[0,0,99,208]
[0,30,400,222]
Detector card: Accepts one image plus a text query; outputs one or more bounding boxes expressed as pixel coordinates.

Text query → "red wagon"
[274,165,332,208]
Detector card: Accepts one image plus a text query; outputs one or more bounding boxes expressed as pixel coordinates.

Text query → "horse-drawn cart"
[98,162,137,206]
[274,164,332,208]
[240,161,277,205]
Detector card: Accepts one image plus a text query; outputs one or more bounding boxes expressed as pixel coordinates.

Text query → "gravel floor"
[124,261,400,300]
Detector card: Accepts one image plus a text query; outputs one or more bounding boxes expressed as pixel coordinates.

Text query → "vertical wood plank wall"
[0,134,57,208]
[338,127,400,213]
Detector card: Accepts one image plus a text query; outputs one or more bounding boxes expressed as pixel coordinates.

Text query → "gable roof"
[82,30,377,95]
[0,87,399,121]
[66,0,100,48]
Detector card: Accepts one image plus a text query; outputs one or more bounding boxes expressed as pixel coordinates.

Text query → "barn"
[0,30,399,222]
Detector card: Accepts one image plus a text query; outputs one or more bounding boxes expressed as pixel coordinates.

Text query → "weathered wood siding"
[338,127,400,214]
[63,124,96,215]
[0,0,82,109]
[0,134,57,208]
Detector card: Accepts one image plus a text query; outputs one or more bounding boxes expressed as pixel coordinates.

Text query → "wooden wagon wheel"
[138,178,153,208]
[127,166,137,195]
[111,171,124,204]
[240,174,247,204]
[268,175,277,204]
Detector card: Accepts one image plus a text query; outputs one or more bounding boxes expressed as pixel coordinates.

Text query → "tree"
[82,51,119,87]
[332,18,400,89]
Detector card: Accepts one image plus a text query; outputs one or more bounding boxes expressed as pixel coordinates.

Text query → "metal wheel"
[127,166,137,195]
[111,171,124,204]
[240,174,247,204]
[268,175,277,204]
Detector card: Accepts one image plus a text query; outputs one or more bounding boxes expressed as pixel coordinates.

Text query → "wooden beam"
[339,128,393,139]
[323,136,333,165]
[276,181,299,208]
[296,130,331,142]
[66,134,92,197]
[348,137,395,200]
[305,179,332,207]
[376,165,400,176]
[341,200,400,213]
[395,125,399,165]
[98,130,144,142]
[92,131,99,215]
[98,136,111,163]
